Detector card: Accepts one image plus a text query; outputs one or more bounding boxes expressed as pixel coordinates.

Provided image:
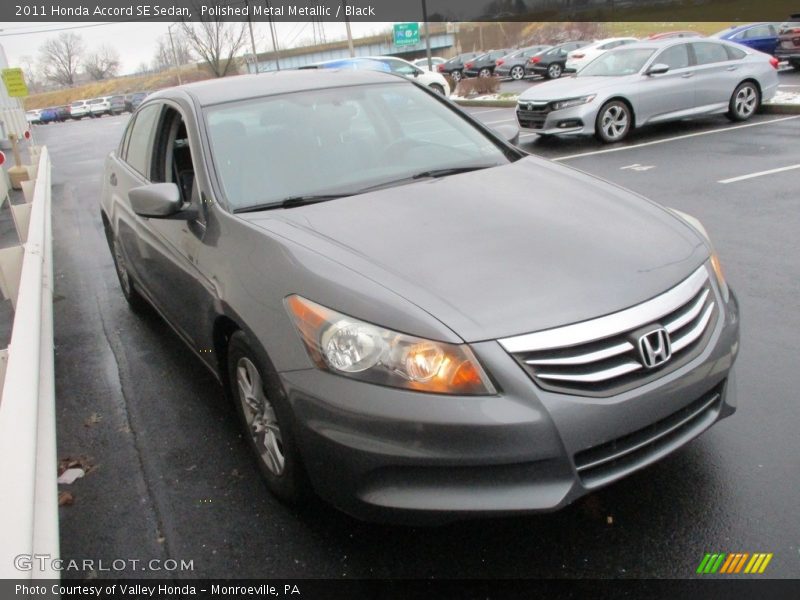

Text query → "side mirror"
[493,123,520,146]
[129,183,183,218]
[646,63,670,76]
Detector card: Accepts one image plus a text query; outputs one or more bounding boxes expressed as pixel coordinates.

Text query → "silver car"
[517,38,780,142]
[101,69,738,522]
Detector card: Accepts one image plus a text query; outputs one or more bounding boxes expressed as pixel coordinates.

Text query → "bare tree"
[39,32,84,86]
[83,45,121,80]
[19,55,43,92]
[179,20,247,77]
[152,33,195,72]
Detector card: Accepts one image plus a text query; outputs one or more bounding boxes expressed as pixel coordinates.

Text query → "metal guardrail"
[0,146,58,579]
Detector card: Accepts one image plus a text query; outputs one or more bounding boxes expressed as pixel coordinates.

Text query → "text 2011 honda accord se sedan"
[100,70,738,522]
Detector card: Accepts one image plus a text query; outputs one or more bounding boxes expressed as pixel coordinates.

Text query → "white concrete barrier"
[0,146,58,579]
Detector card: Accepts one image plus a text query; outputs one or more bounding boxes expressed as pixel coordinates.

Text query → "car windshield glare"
[205,83,510,211]
[579,48,657,76]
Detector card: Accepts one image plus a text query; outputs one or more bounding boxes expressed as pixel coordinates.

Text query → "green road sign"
[1,68,28,98]
[393,23,420,47]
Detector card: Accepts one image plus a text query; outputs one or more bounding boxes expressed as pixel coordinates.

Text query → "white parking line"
[466,108,509,115]
[481,118,517,125]
[718,163,800,184]
[551,115,800,161]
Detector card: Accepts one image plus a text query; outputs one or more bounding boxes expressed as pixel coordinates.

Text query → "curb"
[762,103,800,114]
[453,99,517,108]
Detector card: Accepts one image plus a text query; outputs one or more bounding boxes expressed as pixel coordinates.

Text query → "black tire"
[429,83,445,95]
[108,229,149,313]
[726,81,760,122]
[594,100,632,143]
[546,62,563,79]
[227,331,311,505]
[451,69,463,82]
[478,67,492,78]
[510,65,525,80]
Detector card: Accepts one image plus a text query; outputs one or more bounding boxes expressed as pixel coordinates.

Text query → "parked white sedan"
[566,37,640,73]
[301,56,451,96]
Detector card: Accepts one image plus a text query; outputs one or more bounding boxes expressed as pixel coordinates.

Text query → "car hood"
[239,157,708,343]
[519,75,637,101]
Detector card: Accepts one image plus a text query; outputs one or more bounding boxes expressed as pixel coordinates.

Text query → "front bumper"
[516,100,599,136]
[279,287,740,523]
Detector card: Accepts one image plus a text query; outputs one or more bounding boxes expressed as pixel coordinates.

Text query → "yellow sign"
[1,68,29,98]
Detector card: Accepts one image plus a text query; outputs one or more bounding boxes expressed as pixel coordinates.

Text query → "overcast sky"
[0,21,394,75]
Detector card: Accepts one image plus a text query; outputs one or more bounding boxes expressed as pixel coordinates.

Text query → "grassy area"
[23,66,214,110]
[609,22,736,37]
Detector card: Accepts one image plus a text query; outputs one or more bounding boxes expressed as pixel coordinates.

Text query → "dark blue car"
[711,23,781,56]
[39,108,59,124]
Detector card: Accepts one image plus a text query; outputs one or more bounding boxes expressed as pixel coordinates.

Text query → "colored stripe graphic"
[697,553,712,574]
[720,554,736,573]
[734,553,749,573]
[698,552,772,575]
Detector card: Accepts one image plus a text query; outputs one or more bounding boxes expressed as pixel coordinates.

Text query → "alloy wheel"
[600,104,629,141]
[236,357,285,476]
[734,85,757,118]
[511,66,524,80]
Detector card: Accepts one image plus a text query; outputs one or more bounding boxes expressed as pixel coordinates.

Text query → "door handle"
[109,173,117,186]
[681,72,694,78]
[726,66,738,71]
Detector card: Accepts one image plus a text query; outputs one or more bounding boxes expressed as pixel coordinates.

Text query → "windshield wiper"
[410,165,496,179]
[355,165,498,195]
[233,194,348,214]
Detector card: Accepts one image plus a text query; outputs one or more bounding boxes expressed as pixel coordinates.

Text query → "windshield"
[579,48,656,76]
[205,83,512,211]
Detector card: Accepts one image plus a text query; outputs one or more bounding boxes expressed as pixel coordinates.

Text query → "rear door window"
[691,42,731,65]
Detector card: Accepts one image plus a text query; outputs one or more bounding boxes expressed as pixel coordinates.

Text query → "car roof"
[152,69,405,107]
[714,22,772,35]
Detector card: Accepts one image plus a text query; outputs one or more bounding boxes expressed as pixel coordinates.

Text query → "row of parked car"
[433,18,800,82]
[26,91,150,125]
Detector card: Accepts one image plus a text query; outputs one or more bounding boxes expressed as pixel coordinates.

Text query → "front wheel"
[546,63,563,79]
[595,100,632,143]
[510,65,525,80]
[228,331,310,505]
[429,83,445,95]
[727,81,760,122]
[109,232,149,313]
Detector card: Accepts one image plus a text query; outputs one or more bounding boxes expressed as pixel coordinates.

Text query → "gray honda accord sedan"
[100,69,739,522]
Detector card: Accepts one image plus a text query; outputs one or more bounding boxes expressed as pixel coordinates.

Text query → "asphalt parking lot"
[39,82,799,580]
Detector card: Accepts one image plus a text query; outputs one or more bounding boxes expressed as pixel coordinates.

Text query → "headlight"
[669,208,729,302]
[710,251,729,301]
[551,95,596,110]
[286,295,496,395]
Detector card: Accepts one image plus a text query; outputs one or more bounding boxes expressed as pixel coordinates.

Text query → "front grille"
[498,265,720,397]
[517,102,552,130]
[574,382,724,488]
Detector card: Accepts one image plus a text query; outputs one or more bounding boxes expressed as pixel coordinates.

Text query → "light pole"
[246,0,259,73]
[167,23,182,85]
